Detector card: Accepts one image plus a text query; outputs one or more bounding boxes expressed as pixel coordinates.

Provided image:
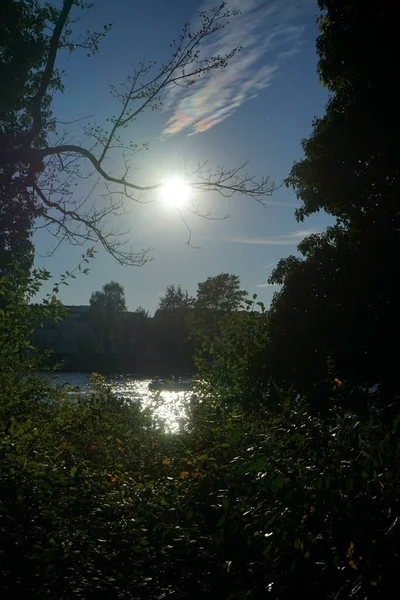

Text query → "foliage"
[0,373,158,597]
[0,266,161,597]
[196,273,247,312]
[0,249,92,394]
[134,305,150,319]
[266,0,400,408]
[192,273,248,381]
[2,266,400,600]
[152,284,195,374]
[290,0,397,223]
[170,395,400,600]
[194,296,272,411]
[0,268,59,398]
[156,284,194,313]
[0,186,35,275]
[89,281,127,316]
[89,281,127,354]
[0,0,63,274]
[1,0,62,137]
[267,225,399,407]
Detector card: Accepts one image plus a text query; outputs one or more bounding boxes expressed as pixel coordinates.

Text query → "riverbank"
[44,352,195,377]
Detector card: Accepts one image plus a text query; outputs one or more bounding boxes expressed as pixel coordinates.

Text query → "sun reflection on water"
[141,388,190,433]
[115,378,191,433]
[42,373,192,433]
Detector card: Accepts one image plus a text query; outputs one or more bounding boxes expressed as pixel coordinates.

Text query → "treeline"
[56,274,247,374]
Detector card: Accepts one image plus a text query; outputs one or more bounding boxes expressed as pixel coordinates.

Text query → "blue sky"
[34,0,331,313]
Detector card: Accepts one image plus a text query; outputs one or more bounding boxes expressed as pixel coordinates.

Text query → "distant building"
[32,305,93,354]
[32,305,154,356]
[31,305,194,374]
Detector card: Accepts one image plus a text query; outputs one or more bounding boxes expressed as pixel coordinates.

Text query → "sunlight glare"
[161,178,190,208]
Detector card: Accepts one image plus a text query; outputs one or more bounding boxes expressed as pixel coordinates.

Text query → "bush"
[2,268,400,599]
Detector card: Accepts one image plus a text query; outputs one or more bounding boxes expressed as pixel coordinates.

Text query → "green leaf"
[222,497,231,510]
[70,465,78,478]
[253,455,266,471]
[229,429,242,442]
[217,515,226,527]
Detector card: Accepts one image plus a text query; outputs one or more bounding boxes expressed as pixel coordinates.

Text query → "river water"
[45,372,193,433]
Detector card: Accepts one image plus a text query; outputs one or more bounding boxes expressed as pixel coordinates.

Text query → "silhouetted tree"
[153,284,194,373]
[89,281,127,354]
[196,273,247,312]
[0,0,58,275]
[134,306,150,319]
[267,0,400,406]
[192,274,247,374]
[156,285,194,314]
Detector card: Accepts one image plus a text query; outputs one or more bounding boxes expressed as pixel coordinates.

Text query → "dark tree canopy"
[289,0,398,224]
[267,0,400,404]
[0,194,35,275]
[0,0,63,273]
[196,273,247,313]
[156,285,194,314]
[89,281,127,354]
[89,281,127,318]
[153,284,194,373]
[134,306,150,319]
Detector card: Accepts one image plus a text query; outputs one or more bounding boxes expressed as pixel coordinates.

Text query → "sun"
[160,178,190,208]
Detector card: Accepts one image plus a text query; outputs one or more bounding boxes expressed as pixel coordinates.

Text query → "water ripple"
[43,372,192,433]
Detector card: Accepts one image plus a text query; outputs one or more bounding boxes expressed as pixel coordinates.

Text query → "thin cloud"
[267,200,298,207]
[264,260,278,269]
[229,229,316,245]
[162,0,307,136]
[277,44,304,59]
[257,282,280,288]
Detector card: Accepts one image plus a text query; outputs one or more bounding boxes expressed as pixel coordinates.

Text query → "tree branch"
[2,1,276,269]
[33,183,151,266]
[40,144,161,191]
[26,0,75,145]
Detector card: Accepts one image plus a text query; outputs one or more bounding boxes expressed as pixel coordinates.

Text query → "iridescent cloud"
[162,0,308,136]
[228,229,317,245]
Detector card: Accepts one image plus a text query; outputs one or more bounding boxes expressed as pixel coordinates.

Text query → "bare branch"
[33,183,151,266]
[55,115,94,125]
[176,209,201,249]
[40,144,161,192]
[185,207,229,221]
[189,162,277,206]
[96,3,239,163]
